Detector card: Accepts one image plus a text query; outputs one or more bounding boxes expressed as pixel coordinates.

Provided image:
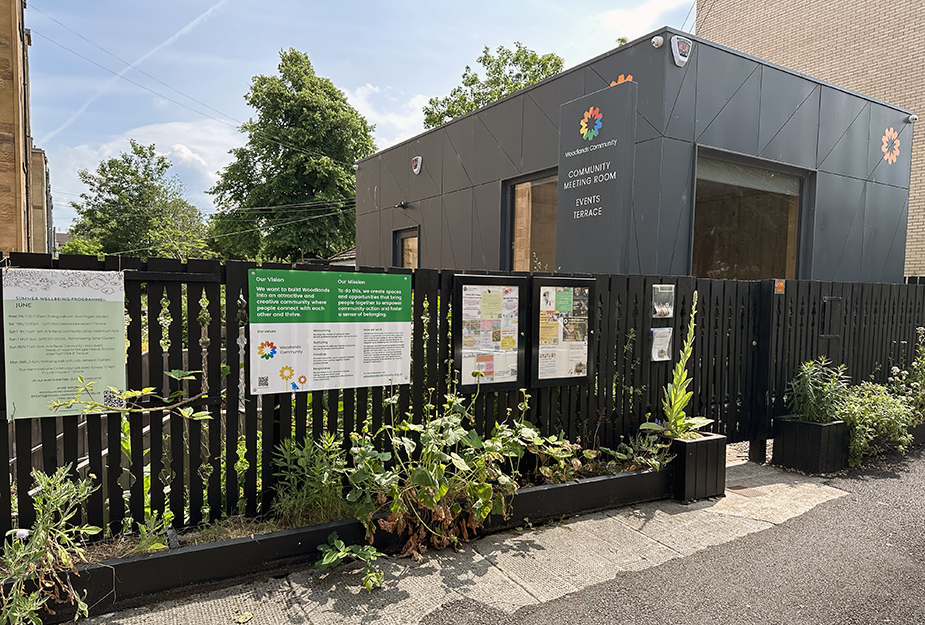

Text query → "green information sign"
[248,269,412,394]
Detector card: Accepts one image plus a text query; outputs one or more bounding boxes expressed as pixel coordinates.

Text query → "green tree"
[68,140,210,259]
[423,42,564,129]
[208,48,376,262]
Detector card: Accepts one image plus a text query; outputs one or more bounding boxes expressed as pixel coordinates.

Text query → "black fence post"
[750,279,775,463]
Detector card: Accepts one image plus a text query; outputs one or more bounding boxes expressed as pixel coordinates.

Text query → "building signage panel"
[555,81,637,274]
[2,268,126,419]
[248,269,411,394]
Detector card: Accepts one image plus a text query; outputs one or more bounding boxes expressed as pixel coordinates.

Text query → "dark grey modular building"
[355,27,914,283]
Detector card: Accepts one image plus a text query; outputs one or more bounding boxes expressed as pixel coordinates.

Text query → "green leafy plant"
[315,532,385,593]
[838,382,914,467]
[345,387,530,560]
[49,369,213,421]
[1,466,101,624]
[599,432,675,473]
[787,356,850,423]
[615,328,646,403]
[521,433,598,483]
[641,291,713,439]
[271,433,354,528]
[887,326,925,424]
[124,511,171,556]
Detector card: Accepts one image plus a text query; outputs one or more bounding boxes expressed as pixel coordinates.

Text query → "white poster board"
[2,268,126,419]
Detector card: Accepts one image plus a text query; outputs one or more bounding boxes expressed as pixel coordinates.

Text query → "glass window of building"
[393,227,419,269]
[511,175,558,272]
[692,157,801,280]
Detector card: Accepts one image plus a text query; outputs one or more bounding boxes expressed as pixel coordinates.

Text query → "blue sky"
[26,0,696,233]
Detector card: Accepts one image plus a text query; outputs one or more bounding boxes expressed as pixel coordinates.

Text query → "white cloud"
[346,84,429,148]
[562,0,692,68]
[49,119,243,232]
[598,0,691,35]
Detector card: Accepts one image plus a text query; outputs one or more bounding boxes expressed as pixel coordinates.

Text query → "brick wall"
[698,0,925,276]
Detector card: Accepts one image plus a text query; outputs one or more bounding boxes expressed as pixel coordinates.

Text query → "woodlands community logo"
[257,340,277,359]
[580,106,603,141]
[881,127,900,165]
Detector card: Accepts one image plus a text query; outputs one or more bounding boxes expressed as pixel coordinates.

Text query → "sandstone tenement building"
[0,0,50,254]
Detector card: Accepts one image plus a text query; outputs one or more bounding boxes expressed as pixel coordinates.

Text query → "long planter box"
[668,432,727,503]
[33,468,672,623]
[909,421,925,446]
[492,468,673,531]
[772,415,849,474]
[27,517,368,624]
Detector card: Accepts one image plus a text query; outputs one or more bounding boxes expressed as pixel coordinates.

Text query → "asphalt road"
[422,446,925,625]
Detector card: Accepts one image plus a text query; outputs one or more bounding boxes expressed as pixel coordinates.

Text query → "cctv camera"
[651,36,664,48]
[908,114,919,123]
[352,163,359,170]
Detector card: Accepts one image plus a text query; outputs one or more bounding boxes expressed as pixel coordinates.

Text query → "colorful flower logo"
[881,127,900,165]
[279,366,294,381]
[258,341,277,360]
[298,375,307,386]
[610,73,633,86]
[580,106,603,141]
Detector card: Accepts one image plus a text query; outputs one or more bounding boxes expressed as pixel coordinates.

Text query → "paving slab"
[83,461,849,625]
[84,576,301,625]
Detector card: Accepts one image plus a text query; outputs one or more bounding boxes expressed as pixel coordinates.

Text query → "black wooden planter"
[32,468,673,623]
[668,432,727,503]
[495,468,673,530]
[35,518,367,624]
[909,421,925,446]
[772,415,849,474]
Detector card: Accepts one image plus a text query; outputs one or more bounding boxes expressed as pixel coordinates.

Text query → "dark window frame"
[691,146,815,280]
[392,226,420,269]
[501,167,559,271]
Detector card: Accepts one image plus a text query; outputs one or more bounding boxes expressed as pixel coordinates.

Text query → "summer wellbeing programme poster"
[2,268,126,419]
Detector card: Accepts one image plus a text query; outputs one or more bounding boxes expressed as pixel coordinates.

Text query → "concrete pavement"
[84,448,854,625]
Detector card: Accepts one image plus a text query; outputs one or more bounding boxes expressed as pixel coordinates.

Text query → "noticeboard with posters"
[531,277,595,387]
[453,275,528,393]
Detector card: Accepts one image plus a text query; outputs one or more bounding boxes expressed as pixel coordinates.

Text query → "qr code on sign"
[258,376,269,388]
[103,389,125,409]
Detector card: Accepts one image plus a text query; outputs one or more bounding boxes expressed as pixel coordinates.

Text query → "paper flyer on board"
[537,285,589,380]
[460,284,519,384]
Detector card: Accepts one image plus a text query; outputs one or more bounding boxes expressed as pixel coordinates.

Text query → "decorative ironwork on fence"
[1,252,923,535]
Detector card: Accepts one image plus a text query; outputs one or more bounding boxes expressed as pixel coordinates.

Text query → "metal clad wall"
[356,28,913,282]
[814,172,866,281]
[658,138,696,275]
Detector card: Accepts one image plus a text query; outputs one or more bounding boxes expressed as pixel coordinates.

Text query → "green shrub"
[1,466,101,624]
[316,531,385,593]
[271,433,354,528]
[787,356,850,423]
[640,291,713,439]
[887,326,925,424]
[839,382,914,467]
[599,432,675,473]
[346,388,529,559]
